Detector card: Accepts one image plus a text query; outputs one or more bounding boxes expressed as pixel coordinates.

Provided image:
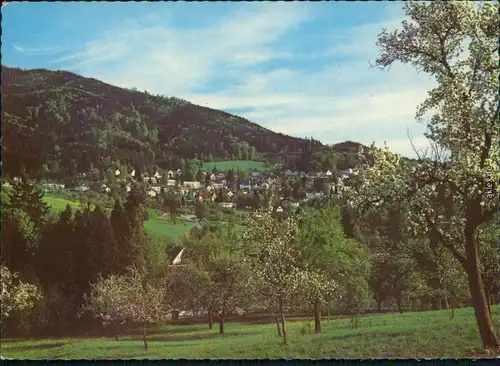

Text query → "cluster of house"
[39,166,354,211]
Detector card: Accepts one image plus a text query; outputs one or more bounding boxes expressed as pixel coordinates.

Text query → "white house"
[154,171,162,179]
[172,248,184,265]
[210,173,216,180]
[221,202,236,209]
[325,170,332,177]
[167,179,176,186]
[115,169,121,177]
[147,190,157,198]
[227,191,234,197]
[184,181,201,189]
[75,184,90,192]
[43,183,65,190]
[130,169,136,177]
[276,206,283,213]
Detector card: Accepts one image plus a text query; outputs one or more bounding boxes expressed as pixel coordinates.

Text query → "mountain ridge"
[1,65,365,179]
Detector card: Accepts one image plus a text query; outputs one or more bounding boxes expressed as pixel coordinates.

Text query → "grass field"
[201,160,274,172]
[43,195,83,212]
[143,216,193,241]
[43,195,192,242]
[2,306,498,359]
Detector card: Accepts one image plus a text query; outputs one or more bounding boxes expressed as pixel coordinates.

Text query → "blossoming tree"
[349,0,499,350]
[83,266,169,350]
[1,265,41,325]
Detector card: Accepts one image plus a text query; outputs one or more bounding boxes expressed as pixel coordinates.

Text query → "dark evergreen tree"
[36,205,75,293]
[5,173,50,229]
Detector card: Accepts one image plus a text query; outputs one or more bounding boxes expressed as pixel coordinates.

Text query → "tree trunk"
[219,311,224,335]
[377,299,382,312]
[450,296,455,320]
[485,291,492,319]
[431,297,439,311]
[275,314,282,337]
[464,225,500,350]
[397,297,403,314]
[279,298,287,345]
[327,306,330,325]
[314,300,322,334]
[441,296,449,310]
[142,324,148,351]
[208,308,213,330]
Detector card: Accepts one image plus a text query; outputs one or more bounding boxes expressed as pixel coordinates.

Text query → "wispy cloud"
[47,2,436,157]
[12,43,67,56]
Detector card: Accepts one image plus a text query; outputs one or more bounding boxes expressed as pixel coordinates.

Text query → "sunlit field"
[201,160,274,172]
[2,306,498,359]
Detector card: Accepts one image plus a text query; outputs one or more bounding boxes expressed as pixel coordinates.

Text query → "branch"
[423,213,466,268]
[407,126,423,160]
[480,207,498,226]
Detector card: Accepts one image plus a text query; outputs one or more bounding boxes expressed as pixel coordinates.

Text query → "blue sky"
[2,1,437,157]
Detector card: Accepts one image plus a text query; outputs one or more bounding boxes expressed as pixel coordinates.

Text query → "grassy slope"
[201,160,273,172]
[43,195,192,242]
[143,216,193,242]
[2,306,499,359]
[43,196,83,212]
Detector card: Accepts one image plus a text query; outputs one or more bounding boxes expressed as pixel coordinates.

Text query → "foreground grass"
[2,306,499,359]
[201,160,273,172]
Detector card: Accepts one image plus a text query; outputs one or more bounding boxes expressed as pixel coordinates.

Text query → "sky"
[2,1,438,157]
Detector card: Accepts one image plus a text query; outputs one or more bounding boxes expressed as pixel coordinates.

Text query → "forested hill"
[2,65,326,178]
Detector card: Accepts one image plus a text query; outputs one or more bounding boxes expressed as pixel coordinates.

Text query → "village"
[37,165,355,215]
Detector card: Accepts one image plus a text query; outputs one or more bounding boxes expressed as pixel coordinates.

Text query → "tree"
[110,190,147,273]
[242,204,309,345]
[5,173,50,229]
[1,204,39,279]
[197,230,252,335]
[36,205,75,294]
[1,265,41,326]
[80,273,130,340]
[196,169,203,183]
[167,263,210,326]
[83,266,168,350]
[194,200,207,221]
[368,0,499,350]
[296,204,367,332]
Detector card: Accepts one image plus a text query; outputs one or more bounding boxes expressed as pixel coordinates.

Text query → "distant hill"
[1,65,370,179]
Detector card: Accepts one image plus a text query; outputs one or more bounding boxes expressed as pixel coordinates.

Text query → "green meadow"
[2,305,498,359]
[143,215,193,242]
[201,160,273,172]
[42,195,192,242]
[43,195,83,212]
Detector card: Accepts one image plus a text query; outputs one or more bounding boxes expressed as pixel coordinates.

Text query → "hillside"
[2,66,327,179]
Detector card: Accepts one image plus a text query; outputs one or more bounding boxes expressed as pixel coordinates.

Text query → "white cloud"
[13,43,67,55]
[50,2,437,158]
